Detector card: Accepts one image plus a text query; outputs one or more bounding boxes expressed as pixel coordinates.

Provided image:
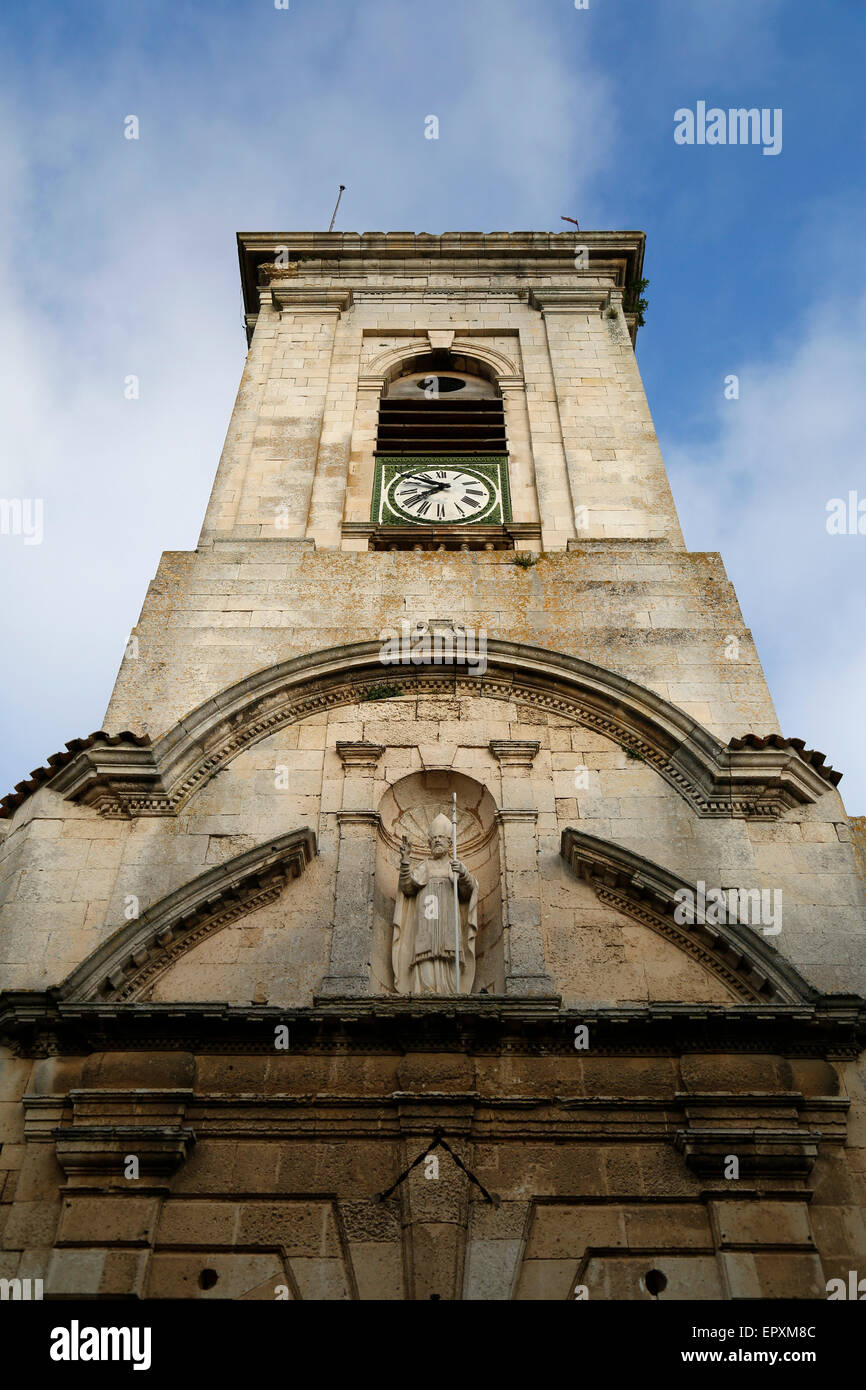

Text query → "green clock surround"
[372,456,512,526]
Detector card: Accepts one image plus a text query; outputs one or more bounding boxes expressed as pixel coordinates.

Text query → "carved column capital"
[336,741,384,770]
[271,287,354,315]
[489,740,540,769]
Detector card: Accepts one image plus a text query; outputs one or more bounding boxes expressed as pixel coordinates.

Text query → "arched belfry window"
[370,353,512,541]
[377,353,506,455]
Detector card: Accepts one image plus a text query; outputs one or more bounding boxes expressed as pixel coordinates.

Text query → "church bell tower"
[1,230,864,1302]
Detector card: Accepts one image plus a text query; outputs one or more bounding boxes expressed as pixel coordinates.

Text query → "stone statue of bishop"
[392,812,478,995]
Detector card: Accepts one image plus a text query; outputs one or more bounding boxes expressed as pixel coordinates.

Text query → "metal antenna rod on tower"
[328,185,346,232]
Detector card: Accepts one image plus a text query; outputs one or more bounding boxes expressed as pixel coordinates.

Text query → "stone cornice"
[561,828,817,1006]
[237,229,645,320]
[20,641,839,825]
[57,828,316,1003]
[1,995,863,1059]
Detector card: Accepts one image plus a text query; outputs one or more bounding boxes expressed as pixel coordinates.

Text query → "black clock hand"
[401,475,449,492]
[401,482,450,497]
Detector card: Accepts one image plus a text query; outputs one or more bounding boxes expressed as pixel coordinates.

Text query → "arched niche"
[372,769,503,994]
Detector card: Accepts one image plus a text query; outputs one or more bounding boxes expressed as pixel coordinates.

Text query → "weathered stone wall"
[103,542,776,741]
[1,1042,864,1301]
[1,231,863,1302]
[0,689,862,997]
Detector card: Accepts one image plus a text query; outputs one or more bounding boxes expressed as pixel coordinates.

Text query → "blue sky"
[1,0,865,806]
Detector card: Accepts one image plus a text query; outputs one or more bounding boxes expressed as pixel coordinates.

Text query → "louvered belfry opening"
[377,353,506,456]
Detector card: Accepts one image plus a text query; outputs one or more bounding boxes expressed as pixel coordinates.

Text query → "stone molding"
[50,1086,196,1181]
[269,287,353,315]
[2,994,864,1059]
[344,522,540,551]
[336,810,381,827]
[363,336,521,384]
[529,287,612,316]
[675,1127,820,1178]
[336,741,384,769]
[21,1094,66,1141]
[37,641,837,823]
[237,231,645,325]
[560,827,817,1005]
[55,1124,194,1180]
[489,740,540,769]
[57,828,316,1003]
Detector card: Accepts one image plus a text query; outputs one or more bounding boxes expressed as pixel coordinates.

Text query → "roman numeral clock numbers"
[387,467,496,524]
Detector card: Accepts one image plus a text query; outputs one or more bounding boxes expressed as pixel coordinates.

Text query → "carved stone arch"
[561,828,817,1005]
[58,829,316,1002]
[363,338,521,387]
[47,640,833,821]
[449,337,522,383]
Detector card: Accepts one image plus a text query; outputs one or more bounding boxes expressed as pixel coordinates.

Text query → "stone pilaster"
[498,377,541,539]
[490,740,555,996]
[531,287,684,544]
[343,374,386,534]
[241,288,352,540]
[318,741,384,996]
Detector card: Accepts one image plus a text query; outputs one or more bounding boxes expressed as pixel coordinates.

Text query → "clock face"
[387,468,494,524]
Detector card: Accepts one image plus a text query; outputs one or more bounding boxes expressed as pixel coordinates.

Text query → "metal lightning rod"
[452,793,461,996]
[328,185,346,232]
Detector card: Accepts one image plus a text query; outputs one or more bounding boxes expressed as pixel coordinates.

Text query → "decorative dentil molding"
[10,642,839,825]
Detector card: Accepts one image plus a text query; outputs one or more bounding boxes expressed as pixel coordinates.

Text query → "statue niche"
[372,771,504,996]
[392,813,478,995]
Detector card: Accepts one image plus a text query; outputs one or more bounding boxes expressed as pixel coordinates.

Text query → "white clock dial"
[390,468,493,523]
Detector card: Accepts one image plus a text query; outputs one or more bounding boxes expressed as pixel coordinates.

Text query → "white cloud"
[0,0,616,792]
[666,286,866,810]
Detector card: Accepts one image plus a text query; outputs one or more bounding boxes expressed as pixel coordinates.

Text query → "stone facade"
[0,231,864,1301]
